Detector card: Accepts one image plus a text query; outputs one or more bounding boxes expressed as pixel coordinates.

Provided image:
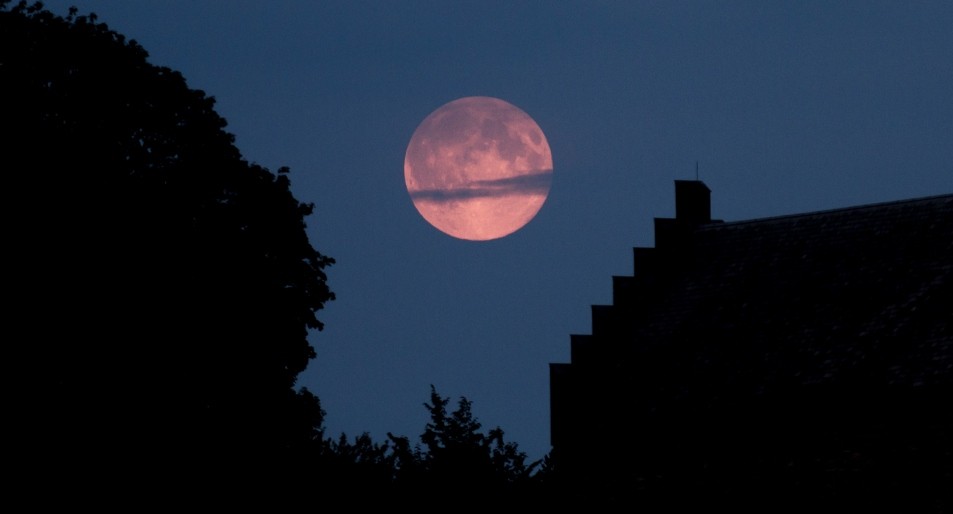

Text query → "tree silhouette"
[3,0,334,488]
[418,385,535,487]
[385,386,542,506]
[299,385,546,506]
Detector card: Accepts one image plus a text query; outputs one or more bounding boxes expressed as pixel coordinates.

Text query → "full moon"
[404,96,553,241]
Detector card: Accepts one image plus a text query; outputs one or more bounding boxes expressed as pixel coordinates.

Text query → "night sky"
[43,1,953,462]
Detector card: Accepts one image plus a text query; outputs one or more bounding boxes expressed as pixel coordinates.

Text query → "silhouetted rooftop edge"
[549,181,952,509]
[711,191,952,228]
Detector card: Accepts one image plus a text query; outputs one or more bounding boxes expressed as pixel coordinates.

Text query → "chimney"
[674,180,711,224]
[653,180,714,252]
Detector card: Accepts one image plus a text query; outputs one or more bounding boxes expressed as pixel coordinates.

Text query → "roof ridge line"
[710,192,953,228]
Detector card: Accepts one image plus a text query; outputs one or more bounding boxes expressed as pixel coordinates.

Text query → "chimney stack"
[675,180,711,224]
[652,180,715,252]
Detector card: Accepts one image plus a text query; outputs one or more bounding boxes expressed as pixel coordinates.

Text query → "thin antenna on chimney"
[695,161,699,181]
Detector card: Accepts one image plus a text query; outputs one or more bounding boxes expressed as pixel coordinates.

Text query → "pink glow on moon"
[404,96,553,241]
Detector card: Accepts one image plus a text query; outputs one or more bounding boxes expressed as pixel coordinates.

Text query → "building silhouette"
[549,181,952,510]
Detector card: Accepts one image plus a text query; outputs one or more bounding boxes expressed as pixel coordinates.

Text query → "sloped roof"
[598,193,953,392]
[549,188,953,508]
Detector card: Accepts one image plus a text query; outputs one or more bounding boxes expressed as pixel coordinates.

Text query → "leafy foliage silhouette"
[3,0,333,486]
[310,385,547,507]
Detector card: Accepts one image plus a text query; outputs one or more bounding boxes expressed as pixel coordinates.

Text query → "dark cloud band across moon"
[408,170,553,203]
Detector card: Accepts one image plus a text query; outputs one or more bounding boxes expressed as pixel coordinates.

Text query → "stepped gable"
[583,185,952,386]
[549,180,953,507]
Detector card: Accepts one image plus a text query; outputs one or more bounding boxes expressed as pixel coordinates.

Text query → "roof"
[574,193,953,391]
[549,187,953,506]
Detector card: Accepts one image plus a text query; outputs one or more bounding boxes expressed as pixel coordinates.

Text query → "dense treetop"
[3,0,334,483]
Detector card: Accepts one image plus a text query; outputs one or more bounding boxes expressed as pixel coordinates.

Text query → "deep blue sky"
[44,1,953,462]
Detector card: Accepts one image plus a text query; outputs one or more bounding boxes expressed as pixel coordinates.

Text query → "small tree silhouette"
[307,386,545,506]
[408,386,540,503]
